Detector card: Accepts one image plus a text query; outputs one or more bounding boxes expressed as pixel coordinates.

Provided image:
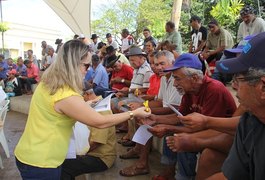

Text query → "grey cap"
[127,46,146,57]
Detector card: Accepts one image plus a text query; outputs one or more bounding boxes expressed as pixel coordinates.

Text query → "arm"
[179,113,240,135]
[55,96,150,128]
[193,40,206,54]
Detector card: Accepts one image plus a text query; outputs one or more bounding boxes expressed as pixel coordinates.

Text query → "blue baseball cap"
[216,32,265,74]
[164,53,202,72]
[224,35,255,57]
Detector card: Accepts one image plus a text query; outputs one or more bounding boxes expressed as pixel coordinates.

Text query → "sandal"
[121,140,136,147]
[117,136,130,144]
[119,165,149,177]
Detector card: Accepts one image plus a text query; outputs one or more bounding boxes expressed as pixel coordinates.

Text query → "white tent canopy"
[43,0,91,37]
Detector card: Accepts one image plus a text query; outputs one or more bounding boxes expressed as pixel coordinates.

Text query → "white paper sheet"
[132,125,153,145]
[165,102,183,116]
[94,93,114,112]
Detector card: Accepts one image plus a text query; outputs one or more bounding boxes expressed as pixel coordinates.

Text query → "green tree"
[136,0,172,40]
[0,22,9,54]
[210,0,244,28]
[91,0,139,43]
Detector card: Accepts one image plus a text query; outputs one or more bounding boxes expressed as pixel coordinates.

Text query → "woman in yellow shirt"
[14,40,150,180]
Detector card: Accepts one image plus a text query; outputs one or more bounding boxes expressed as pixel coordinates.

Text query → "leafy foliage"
[0,22,9,32]
[210,0,244,28]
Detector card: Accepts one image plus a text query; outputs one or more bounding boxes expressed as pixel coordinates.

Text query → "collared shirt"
[92,63,109,89]
[47,53,57,65]
[206,28,234,50]
[27,64,40,82]
[237,17,265,41]
[121,35,134,53]
[111,64,133,90]
[16,64,27,76]
[158,75,182,107]
[179,76,236,117]
[130,60,153,89]
[163,31,182,54]
[90,42,99,53]
[146,74,161,96]
[108,41,119,50]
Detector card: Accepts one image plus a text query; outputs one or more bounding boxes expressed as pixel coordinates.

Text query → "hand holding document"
[165,102,183,116]
[132,124,153,145]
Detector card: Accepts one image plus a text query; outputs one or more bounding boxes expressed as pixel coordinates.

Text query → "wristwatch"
[128,111,134,120]
[121,79,125,83]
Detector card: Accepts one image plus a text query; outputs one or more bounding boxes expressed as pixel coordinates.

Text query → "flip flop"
[119,166,149,177]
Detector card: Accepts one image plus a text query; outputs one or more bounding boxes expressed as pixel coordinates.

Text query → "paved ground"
[0,111,164,180]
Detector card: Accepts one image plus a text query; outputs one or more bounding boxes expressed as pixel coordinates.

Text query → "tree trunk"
[171,0,183,32]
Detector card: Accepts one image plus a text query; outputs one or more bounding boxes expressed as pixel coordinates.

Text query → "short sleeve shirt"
[163,31,182,54]
[179,76,236,117]
[237,17,265,41]
[190,26,207,52]
[146,74,161,96]
[158,75,182,107]
[92,64,109,89]
[222,112,265,180]
[111,64,133,90]
[206,28,234,50]
[130,60,153,89]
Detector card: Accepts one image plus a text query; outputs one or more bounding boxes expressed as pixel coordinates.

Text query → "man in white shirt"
[46,47,57,68]
[237,5,265,41]
[90,34,99,53]
[106,33,119,50]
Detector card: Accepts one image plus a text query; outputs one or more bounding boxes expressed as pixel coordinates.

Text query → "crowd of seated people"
[62,6,265,179]
[7,4,265,180]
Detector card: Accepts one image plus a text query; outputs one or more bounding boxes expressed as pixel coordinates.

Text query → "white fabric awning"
[43,0,91,37]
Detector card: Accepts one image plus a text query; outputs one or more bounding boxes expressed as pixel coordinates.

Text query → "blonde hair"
[42,40,90,95]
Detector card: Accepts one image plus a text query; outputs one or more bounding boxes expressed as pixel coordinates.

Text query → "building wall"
[0,22,61,60]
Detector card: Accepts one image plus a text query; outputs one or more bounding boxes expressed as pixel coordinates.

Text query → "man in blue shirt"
[86,54,109,97]
[0,54,8,80]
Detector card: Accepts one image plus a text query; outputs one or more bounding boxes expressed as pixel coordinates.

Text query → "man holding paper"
[147,53,236,180]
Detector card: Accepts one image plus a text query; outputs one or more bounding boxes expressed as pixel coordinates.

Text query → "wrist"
[128,111,134,120]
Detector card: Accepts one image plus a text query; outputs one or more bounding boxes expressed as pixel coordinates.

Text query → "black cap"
[106,33,112,38]
[106,55,121,68]
[91,34,99,40]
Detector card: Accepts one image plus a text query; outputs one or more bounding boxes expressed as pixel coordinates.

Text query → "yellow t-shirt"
[15,82,81,168]
[88,126,116,168]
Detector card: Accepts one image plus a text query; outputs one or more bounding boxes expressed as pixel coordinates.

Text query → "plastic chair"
[0,100,10,159]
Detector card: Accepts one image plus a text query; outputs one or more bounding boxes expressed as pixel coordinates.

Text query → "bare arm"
[179,113,240,135]
[55,96,150,129]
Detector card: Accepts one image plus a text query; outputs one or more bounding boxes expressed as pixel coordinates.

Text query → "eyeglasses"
[232,75,261,85]
[208,25,215,29]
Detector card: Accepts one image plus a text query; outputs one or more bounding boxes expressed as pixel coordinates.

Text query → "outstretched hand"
[178,112,208,131]
[148,124,172,138]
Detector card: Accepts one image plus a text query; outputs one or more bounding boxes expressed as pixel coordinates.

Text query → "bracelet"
[128,111,134,120]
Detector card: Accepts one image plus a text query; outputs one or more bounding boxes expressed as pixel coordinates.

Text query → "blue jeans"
[176,152,197,178]
[16,158,62,180]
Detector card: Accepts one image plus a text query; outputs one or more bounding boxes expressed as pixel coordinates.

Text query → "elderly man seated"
[19,60,39,95]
